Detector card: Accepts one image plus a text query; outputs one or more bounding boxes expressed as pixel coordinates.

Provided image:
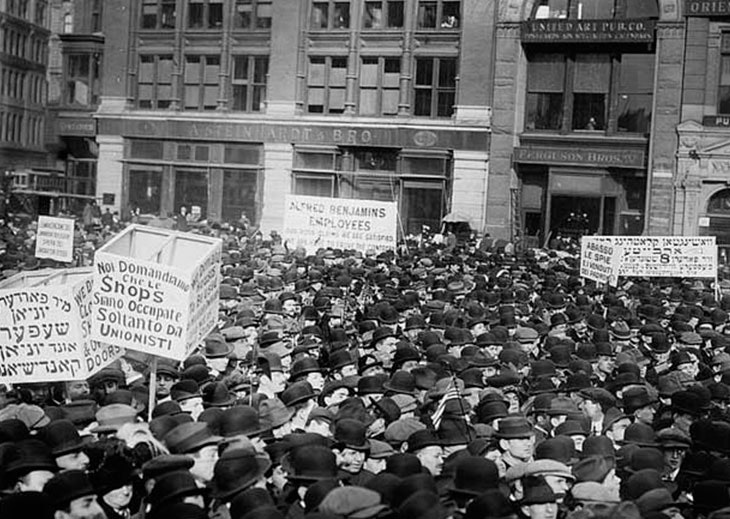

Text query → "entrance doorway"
[549,195,601,240]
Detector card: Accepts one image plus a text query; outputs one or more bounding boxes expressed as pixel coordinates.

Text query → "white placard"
[91,225,222,360]
[35,216,75,263]
[0,269,123,384]
[283,194,397,254]
[580,236,620,287]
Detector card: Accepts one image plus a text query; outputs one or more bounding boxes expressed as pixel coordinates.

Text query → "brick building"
[488,0,684,246]
[93,0,492,236]
[1,0,51,171]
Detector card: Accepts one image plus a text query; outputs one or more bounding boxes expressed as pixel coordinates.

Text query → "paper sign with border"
[35,216,75,263]
[282,194,398,254]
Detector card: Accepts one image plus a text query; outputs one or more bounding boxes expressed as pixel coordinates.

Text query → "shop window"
[402,180,444,235]
[413,57,457,117]
[175,169,209,217]
[223,169,260,222]
[350,176,397,202]
[129,169,162,214]
[138,55,174,109]
[307,57,347,114]
[224,145,261,165]
[363,1,404,28]
[311,1,350,29]
[177,144,211,162]
[188,0,223,29]
[571,54,610,131]
[354,149,398,171]
[417,1,460,29]
[524,52,654,135]
[359,57,401,116]
[295,149,340,171]
[294,173,337,197]
[234,0,272,29]
[141,0,176,29]
[617,54,653,134]
[231,55,268,112]
[402,156,449,176]
[184,55,220,111]
[533,0,658,19]
[65,53,101,107]
[720,34,730,115]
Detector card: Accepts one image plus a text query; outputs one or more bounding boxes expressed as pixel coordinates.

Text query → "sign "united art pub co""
[521,18,656,42]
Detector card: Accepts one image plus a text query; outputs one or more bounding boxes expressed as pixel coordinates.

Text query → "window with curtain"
[525,54,565,130]
[571,54,610,131]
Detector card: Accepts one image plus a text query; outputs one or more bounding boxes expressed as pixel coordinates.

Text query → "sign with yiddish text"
[283,195,398,254]
[0,269,122,384]
[613,236,717,278]
[35,216,75,263]
[579,236,717,281]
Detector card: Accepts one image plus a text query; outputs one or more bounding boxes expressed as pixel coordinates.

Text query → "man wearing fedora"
[519,475,559,519]
[163,422,222,486]
[496,416,535,477]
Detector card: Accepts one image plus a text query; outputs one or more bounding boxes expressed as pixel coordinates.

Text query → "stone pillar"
[485,22,520,240]
[452,150,489,233]
[259,142,293,234]
[268,0,301,117]
[454,0,495,125]
[646,21,685,235]
[96,135,124,213]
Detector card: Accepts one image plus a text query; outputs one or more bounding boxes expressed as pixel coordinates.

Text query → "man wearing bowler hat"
[43,469,106,519]
[332,418,373,486]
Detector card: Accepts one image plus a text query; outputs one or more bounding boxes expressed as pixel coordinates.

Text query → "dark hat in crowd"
[520,475,558,505]
[447,456,500,496]
[164,422,222,454]
[141,454,195,481]
[148,470,208,509]
[219,406,271,438]
[281,382,317,407]
[334,418,371,452]
[4,439,57,479]
[43,470,96,509]
[0,491,54,519]
[496,416,534,439]
[319,487,389,518]
[464,490,517,519]
[40,419,88,456]
[287,445,338,483]
[211,448,272,501]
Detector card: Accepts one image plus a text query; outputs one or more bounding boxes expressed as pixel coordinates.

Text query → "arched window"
[708,189,730,215]
[533,0,658,19]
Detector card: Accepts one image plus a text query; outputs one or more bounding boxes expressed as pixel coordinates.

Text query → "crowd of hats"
[5,223,730,519]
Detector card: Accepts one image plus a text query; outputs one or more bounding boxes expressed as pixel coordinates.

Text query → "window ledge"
[520,131,649,145]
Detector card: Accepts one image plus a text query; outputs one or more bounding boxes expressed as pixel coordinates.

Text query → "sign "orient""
[521,19,655,43]
[513,146,646,169]
[686,0,730,16]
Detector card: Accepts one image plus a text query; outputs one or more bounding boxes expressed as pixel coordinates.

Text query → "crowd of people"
[1,213,730,519]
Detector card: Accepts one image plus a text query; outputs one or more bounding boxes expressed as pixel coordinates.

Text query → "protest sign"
[0,268,123,384]
[35,216,75,263]
[579,236,718,281]
[613,236,717,278]
[282,195,397,254]
[580,237,620,287]
[91,225,222,360]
